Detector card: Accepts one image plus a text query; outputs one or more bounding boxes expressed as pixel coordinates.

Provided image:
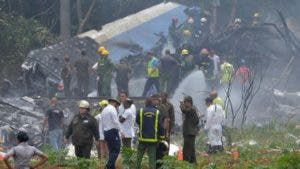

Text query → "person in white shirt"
[101,98,121,169]
[204,97,225,154]
[119,98,135,148]
[118,91,127,116]
[95,100,109,159]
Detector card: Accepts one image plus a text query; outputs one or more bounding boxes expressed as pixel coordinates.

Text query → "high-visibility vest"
[138,108,160,143]
[147,57,159,77]
[220,62,234,83]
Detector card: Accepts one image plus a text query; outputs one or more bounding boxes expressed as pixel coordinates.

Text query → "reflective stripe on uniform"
[139,109,160,142]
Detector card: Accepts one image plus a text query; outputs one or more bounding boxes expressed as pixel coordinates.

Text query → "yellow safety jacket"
[220,62,234,84]
[147,57,159,78]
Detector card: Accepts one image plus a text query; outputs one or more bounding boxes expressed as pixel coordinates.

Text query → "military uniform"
[160,55,179,94]
[157,101,175,144]
[61,62,72,96]
[115,62,131,94]
[74,58,89,96]
[65,113,99,158]
[136,105,164,169]
[97,57,114,97]
[180,104,199,164]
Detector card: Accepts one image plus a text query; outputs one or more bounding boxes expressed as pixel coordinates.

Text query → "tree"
[60,0,71,40]
[76,0,97,34]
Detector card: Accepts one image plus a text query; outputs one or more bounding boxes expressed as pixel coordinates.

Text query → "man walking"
[101,98,121,169]
[180,96,199,164]
[142,52,160,97]
[65,100,99,158]
[44,97,64,150]
[136,94,164,169]
[74,50,90,97]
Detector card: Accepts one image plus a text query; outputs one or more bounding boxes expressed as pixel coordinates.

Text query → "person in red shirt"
[236,59,250,84]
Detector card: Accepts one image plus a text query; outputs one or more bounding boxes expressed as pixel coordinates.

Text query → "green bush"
[159,156,196,169]
[276,151,300,169]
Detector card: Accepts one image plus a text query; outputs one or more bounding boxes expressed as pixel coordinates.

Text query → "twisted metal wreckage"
[0,8,300,148]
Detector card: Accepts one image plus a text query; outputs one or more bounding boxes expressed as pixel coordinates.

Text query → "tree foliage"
[0,11,58,80]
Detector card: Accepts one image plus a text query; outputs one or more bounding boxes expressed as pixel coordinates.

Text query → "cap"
[108,98,121,105]
[184,96,193,102]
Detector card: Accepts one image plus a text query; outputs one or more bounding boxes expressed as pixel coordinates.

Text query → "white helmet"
[201,17,207,23]
[187,17,194,24]
[234,18,241,23]
[79,100,90,109]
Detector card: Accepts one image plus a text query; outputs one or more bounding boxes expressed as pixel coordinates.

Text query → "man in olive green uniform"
[65,100,100,158]
[74,50,90,97]
[96,50,115,97]
[180,96,199,164]
[136,94,164,169]
[61,54,72,97]
[158,92,175,145]
[115,59,132,94]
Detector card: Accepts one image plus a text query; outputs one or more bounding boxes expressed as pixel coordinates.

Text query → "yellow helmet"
[79,100,90,109]
[183,29,192,36]
[101,50,110,56]
[181,49,189,55]
[98,46,106,53]
[254,12,260,18]
[99,100,108,107]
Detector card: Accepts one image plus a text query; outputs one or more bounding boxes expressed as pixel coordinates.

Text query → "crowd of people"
[1,8,263,169]
[2,90,227,169]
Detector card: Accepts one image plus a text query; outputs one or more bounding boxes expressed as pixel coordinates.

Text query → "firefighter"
[198,48,214,88]
[210,91,224,110]
[142,52,160,97]
[136,94,165,169]
[220,57,234,85]
[180,96,199,164]
[94,100,109,159]
[96,49,115,97]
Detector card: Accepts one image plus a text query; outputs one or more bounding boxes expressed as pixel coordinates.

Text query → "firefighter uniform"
[97,56,114,97]
[136,105,164,169]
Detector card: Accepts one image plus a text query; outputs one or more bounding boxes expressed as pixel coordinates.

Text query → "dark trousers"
[136,142,157,169]
[63,76,71,97]
[104,129,121,169]
[142,77,160,97]
[183,135,196,164]
[116,79,129,95]
[122,138,132,148]
[74,144,92,158]
[77,76,89,97]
